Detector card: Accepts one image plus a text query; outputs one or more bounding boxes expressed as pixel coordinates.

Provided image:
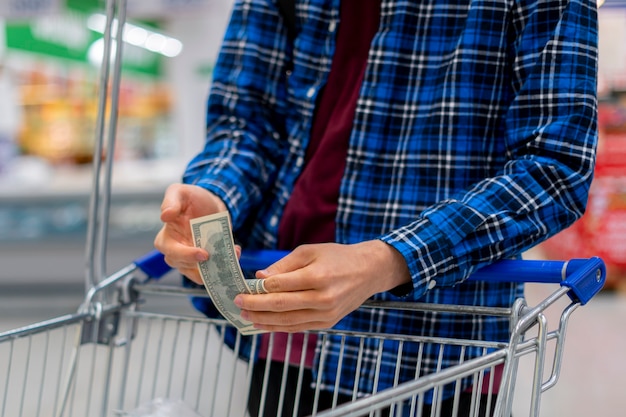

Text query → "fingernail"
[240,310,249,320]
[196,252,208,262]
[234,295,243,308]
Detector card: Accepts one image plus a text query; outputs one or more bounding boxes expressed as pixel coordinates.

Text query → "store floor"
[1,267,625,416]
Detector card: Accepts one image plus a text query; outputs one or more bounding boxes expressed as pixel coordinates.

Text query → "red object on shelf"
[595,131,626,177]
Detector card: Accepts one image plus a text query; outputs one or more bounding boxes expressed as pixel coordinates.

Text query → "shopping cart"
[0,248,606,417]
[0,0,607,415]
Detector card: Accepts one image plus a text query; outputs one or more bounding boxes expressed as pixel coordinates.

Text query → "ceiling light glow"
[87,13,183,58]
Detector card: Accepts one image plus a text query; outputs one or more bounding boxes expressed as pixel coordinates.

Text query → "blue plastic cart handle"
[134,249,606,305]
[134,250,172,279]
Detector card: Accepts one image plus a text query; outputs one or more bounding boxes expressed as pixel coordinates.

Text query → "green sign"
[66,0,103,13]
[4,9,162,76]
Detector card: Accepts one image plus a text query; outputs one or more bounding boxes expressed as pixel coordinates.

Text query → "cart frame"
[0,251,606,417]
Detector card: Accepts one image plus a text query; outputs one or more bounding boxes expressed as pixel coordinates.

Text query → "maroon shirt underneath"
[262,0,503,394]
[278,1,381,249]
[259,1,381,367]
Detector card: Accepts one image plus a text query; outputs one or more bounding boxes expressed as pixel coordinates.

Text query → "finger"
[251,263,322,295]
[234,289,321,313]
[179,267,203,285]
[159,240,208,265]
[254,249,319,292]
[242,310,336,333]
[258,246,313,277]
[252,321,333,333]
[240,307,338,332]
[260,272,319,294]
[163,256,202,272]
[241,307,316,325]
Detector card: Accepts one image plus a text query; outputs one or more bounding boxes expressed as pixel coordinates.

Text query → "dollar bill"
[190,211,267,335]
[245,278,268,295]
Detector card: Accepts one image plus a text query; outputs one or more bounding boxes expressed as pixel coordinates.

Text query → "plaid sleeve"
[183,0,292,230]
[382,0,599,296]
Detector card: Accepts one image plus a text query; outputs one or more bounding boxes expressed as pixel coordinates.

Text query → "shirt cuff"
[189,178,247,230]
[379,217,457,299]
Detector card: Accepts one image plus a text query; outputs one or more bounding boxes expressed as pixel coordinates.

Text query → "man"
[155,0,598,415]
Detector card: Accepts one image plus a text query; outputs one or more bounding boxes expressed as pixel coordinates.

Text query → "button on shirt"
[184,0,598,401]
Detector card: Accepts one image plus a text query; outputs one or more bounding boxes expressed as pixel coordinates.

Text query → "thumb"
[160,185,184,222]
[255,249,308,278]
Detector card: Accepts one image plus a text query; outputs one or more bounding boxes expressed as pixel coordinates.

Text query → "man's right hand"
[154,183,227,284]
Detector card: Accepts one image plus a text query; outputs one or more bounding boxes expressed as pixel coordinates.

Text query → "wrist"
[207,191,228,213]
[361,240,412,294]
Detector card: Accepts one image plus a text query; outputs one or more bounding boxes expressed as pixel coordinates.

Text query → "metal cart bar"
[84,0,128,292]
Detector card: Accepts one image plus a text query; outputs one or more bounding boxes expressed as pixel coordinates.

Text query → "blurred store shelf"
[0,158,183,285]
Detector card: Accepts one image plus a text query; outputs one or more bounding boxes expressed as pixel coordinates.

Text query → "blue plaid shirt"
[184,0,598,401]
